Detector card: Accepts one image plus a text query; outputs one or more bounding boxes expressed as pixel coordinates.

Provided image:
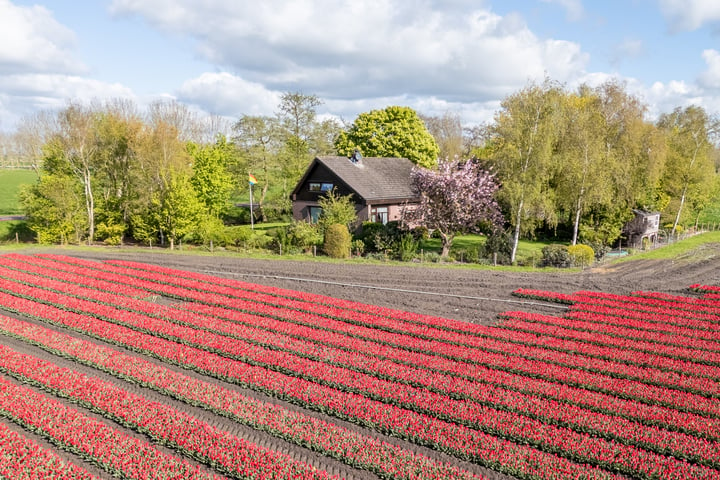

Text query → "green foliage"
[317,188,358,231]
[188,136,236,217]
[156,173,206,249]
[540,244,572,268]
[20,174,87,244]
[351,239,365,256]
[481,229,513,265]
[567,244,595,267]
[95,221,125,245]
[335,106,439,168]
[397,233,419,262]
[323,223,351,258]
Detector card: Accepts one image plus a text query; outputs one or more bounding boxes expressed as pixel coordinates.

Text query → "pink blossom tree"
[408,159,503,258]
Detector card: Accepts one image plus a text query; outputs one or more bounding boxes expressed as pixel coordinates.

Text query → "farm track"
[1,244,719,479]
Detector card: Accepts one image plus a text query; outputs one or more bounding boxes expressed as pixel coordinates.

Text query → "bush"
[351,239,365,256]
[288,221,323,252]
[568,244,595,268]
[323,223,351,258]
[397,233,419,261]
[540,244,572,268]
[481,229,513,265]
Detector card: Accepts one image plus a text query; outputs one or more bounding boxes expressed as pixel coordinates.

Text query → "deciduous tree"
[335,106,440,168]
[484,78,563,262]
[408,158,503,257]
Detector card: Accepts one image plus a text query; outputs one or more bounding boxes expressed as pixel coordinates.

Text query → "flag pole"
[249,181,254,230]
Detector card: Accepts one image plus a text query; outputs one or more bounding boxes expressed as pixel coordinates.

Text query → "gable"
[292,156,418,204]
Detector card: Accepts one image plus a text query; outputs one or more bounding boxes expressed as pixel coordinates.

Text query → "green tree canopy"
[335,106,440,168]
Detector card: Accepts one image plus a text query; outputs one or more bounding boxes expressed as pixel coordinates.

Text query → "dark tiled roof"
[315,156,417,201]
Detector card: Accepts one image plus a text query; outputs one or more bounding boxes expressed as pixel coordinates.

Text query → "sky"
[2,0,720,133]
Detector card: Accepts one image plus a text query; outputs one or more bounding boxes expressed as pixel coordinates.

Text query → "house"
[623,209,660,248]
[291,153,419,227]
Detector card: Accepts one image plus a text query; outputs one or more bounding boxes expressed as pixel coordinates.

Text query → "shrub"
[540,244,572,268]
[397,233,419,261]
[567,244,595,268]
[351,239,365,256]
[288,221,323,252]
[481,229,513,265]
[323,223,351,258]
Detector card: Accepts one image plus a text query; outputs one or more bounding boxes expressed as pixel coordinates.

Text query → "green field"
[0,169,36,215]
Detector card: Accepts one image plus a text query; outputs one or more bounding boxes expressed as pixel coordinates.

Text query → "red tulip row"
[514,287,720,328]
[496,312,720,377]
[102,257,490,336]
[0,375,223,480]
[1,256,712,437]
[26,253,720,406]
[0,344,341,480]
[1,258,720,446]
[569,303,720,345]
[0,255,150,299]
[3,267,720,427]
[0,313,488,480]
[0,287,624,480]
[2,281,719,479]
[0,421,99,480]
[179,302,720,440]
[11,256,720,410]
[574,289,720,317]
[8,256,720,440]
[2,260,717,452]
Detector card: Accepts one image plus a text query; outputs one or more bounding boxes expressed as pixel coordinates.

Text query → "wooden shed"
[623,210,660,248]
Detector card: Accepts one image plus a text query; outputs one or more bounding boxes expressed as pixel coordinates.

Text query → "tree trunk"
[572,191,584,246]
[440,231,454,258]
[672,185,688,236]
[511,199,523,263]
[83,168,95,244]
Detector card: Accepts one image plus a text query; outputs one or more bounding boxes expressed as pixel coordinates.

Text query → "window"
[370,206,388,225]
[309,206,323,224]
[308,182,334,192]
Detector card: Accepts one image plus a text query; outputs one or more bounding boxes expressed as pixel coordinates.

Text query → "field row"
[0,253,717,479]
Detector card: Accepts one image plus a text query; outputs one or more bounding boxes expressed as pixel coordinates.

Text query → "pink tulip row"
[0,344,340,480]
[0,375,223,480]
[0,278,716,479]
[497,312,720,377]
[0,421,99,480]
[1,256,720,440]
[0,313,488,480]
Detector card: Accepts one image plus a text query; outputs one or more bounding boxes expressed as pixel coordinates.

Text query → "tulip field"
[0,253,717,479]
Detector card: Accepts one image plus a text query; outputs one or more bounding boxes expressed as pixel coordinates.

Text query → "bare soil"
[2,244,720,479]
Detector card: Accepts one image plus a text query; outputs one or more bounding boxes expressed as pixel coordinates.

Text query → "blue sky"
[2,0,720,133]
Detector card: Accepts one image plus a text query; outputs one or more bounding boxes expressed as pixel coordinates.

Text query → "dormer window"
[309,182,333,192]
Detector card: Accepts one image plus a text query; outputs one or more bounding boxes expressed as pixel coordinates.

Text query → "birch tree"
[486,79,562,262]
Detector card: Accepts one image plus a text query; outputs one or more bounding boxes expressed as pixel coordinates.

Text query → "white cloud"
[658,0,720,32]
[610,38,644,66]
[0,73,135,129]
[699,49,720,90]
[109,1,589,108]
[0,0,85,75]
[175,72,280,117]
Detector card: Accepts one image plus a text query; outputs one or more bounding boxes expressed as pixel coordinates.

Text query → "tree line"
[2,78,719,258]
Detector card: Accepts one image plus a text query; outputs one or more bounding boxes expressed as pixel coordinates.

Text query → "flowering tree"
[408,158,503,257]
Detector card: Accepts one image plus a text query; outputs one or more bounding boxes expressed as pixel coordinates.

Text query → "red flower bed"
[0,253,718,480]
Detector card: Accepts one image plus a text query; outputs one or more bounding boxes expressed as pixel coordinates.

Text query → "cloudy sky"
[1,0,720,132]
